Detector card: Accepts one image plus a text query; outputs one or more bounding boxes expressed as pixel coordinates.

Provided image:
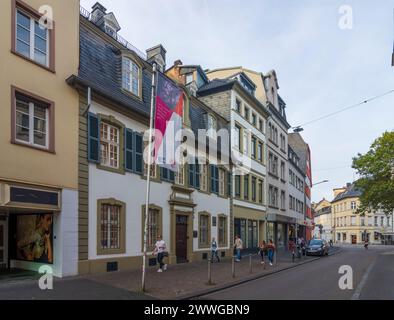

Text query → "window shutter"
[125,128,134,172]
[195,161,200,190]
[88,113,100,163]
[227,171,232,197]
[215,167,219,193]
[169,169,175,182]
[189,164,195,188]
[210,165,215,193]
[133,132,143,174]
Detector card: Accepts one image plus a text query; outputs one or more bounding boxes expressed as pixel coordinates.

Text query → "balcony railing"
[79,6,147,60]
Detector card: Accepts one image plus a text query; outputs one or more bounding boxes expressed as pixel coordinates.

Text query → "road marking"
[381,251,394,255]
[351,258,377,300]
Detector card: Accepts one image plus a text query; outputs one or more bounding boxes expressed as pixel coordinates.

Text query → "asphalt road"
[200,246,394,300]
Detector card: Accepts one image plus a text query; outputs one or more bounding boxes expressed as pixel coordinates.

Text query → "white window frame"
[16,10,49,67]
[100,122,120,169]
[243,131,250,156]
[175,165,185,186]
[122,57,140,96]
[15,99,49,149]
[100,204,121,250]
[218,169,225,196]
[200,164,208,192]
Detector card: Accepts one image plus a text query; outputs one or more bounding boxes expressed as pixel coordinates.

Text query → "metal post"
[232,256,235,278]
[249,254,252,274]
[208,259,212,285]
[142,63,157,293]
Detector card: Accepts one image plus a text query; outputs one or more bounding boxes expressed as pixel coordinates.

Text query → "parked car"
[305,239,329,256]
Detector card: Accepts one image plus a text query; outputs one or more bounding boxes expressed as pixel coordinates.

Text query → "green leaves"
[352,131,394,215]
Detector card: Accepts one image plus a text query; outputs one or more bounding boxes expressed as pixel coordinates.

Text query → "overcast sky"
[80,0,394,202]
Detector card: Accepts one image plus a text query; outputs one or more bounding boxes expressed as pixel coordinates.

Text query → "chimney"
[174,59,183,67]
[333,187,346,198]
[346,183,352,189]
[146,45,167,72]
[91,2,107,27]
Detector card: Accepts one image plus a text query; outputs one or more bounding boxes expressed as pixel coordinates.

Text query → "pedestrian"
[258,240,266,266]
[211,237,220,263]
[364,239,369,250]
[267,239,276,266]
[289,239,296,262]
[234,235,243,262]
[153,235,168,273]
[329,239,333,247]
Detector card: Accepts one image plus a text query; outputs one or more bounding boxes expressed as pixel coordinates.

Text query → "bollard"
[207,258,212,285]
[232,256,235,278]
[249,254,252,274]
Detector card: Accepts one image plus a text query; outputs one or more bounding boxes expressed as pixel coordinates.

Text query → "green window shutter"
[210,165,218,194]
[125,128,134,172]
[133,132,143,174]
[169,169,175,182]
[87,113,100,163]
[195,160,200,189]
[189,163,195,188]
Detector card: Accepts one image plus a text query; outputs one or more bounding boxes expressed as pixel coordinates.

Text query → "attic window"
[105,25,117,38]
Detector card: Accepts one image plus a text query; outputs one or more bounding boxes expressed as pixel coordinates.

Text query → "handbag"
[162,251,169,258]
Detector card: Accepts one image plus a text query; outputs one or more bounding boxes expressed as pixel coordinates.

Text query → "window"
[273,157,278,176]
[100,204,120,250]
[13,2,54,71]
[234,125,241,152]
[97,199,126,255]
[147,208,160,251]
[252,113,257,126]
[12,87,54,152]
[122,57,140,96]
[199,213,210,248]
[235,99,242,113]
[361,217,365,226]
[186,73,193,85]
[258,179,264,204]
[218,216,227,246]
[235,175,241,198]
[280,191,285,210]
[374,216,378,226]
[258,142,263,162]
[219,169,225,196]
[100,123,120,169]
[244,107,250,121]
[143,140,157,179]
[251,136,257,159]
[200,164,208,192]
[243,131,249,155]
[388,217,391,227]
[175,165,185,186]
[259,119,264,132]
[244,175,249,200]
[280,161,285,180]
[381,216,384,227]
[351,216,356,226]
[207,114,217,139]
[252,177,257,202]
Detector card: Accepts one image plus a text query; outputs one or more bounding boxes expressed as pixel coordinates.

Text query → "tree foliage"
[352,131,394,215]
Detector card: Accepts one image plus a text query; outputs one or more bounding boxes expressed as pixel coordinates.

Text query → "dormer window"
[105,25,117,38]
[207,114,217,139]
[122,57,140,97]
[186,73,194,85]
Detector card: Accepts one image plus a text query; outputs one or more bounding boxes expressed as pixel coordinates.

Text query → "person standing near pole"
[258,240,266,266]
[210,237,220,263]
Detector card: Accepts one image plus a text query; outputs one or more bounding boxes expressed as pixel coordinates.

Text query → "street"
[199,246,394,300]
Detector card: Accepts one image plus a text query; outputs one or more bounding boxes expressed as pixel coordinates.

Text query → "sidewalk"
[85,248,340,300]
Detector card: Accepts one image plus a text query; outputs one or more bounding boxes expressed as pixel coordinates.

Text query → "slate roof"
[72,19,153,117]
[331,183,362,203]
[288,133,308,174]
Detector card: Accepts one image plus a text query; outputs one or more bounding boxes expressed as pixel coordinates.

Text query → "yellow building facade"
[0,0,80,277]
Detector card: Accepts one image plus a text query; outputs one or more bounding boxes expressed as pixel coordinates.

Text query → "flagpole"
[142,62,157,292]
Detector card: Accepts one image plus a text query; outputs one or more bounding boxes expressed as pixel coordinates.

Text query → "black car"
[305,239,329,256]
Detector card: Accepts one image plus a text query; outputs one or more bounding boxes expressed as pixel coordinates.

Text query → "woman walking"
[267,239,276,266]
[153,235,168,272]
[258,240,266,266]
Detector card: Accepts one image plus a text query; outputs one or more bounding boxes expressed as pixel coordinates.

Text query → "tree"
[352,131,394,215]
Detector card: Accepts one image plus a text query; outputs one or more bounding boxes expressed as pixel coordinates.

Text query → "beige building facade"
[0,0,80,276]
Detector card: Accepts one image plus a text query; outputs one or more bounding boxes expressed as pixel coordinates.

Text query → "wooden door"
[176,215,188,263]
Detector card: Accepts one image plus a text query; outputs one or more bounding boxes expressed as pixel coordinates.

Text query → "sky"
[80,0,394,203]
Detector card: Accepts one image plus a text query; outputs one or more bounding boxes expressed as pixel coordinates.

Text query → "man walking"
[211,237,220,263]
[234,235,243,262]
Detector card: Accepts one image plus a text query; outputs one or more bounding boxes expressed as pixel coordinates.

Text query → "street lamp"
[312,180,329,187]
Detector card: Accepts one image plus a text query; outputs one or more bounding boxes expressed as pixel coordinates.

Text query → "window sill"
[268,139,279,147]
[268,172,279,179]
[97,164,126,175]
[11,140,55,154]
[97,248,126,256]
[268,205,279,210]
[121,88,143,101]
[11,50,55,73]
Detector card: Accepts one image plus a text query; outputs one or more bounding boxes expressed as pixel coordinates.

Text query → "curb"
[176,247,342,300]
